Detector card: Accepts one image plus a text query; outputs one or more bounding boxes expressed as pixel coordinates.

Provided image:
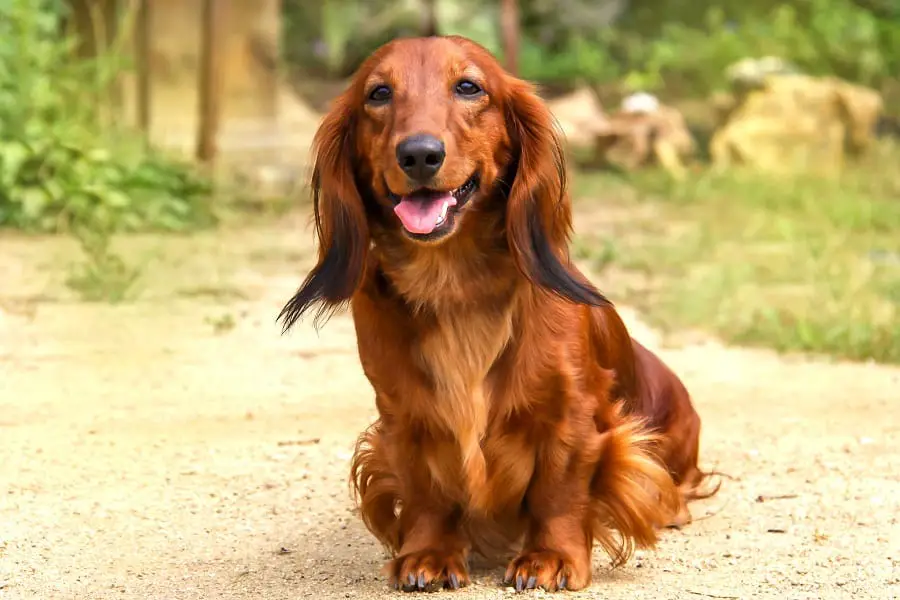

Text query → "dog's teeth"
[439,201,449,220]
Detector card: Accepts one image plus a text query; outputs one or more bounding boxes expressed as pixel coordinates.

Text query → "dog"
[279,35,717,593]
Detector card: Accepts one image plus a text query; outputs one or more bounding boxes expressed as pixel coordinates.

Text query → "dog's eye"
[367,85,392,105]
[455,79,484,97]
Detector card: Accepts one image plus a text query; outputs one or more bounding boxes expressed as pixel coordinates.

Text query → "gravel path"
[2,209,898,600]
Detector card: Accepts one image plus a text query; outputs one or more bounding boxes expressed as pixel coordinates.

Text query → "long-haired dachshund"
[279,35,717,593]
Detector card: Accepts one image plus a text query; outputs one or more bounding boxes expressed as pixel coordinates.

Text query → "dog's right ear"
[278,91,370,332]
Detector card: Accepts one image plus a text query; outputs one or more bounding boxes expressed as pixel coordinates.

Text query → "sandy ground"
[1,206,899,600]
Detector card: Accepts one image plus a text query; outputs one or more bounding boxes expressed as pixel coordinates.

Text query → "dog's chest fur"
[417,301,513,427]
[415,300,523,511]
[384,246,531,509]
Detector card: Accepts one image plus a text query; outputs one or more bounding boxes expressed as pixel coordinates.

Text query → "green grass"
[572,141,900,364]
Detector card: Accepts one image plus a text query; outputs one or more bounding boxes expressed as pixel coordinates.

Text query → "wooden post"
[421,0,438,37]
[135,0,152,137]
[500,0,519,76]
[196,0,228,166]
[102,0,121,120]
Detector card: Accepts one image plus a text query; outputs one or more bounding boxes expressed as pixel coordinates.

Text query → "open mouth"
[388,173,479,239]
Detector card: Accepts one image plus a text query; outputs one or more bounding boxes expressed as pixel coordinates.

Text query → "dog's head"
[279,36,607,331]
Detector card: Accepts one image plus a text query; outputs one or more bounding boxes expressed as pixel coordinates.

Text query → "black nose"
[396,134,446,182]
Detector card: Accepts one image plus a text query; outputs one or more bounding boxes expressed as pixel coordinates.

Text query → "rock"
[726,56,800,91]
[710,71,883,174]
[591,92,695,179]
[546,87,612,149]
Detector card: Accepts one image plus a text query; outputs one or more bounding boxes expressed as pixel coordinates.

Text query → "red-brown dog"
[279,35,717,593]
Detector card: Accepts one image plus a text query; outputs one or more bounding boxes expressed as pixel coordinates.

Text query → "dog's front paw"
[388,548,470,592]
[503,549,589,592]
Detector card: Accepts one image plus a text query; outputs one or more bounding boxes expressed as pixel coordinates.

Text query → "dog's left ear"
[278,90,370,332]
[503,79,609,307]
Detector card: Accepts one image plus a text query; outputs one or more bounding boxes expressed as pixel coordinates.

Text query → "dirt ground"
[1,205,898,600]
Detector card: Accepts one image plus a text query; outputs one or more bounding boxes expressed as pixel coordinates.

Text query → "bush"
[513,1,900,99]
[618,0,900,96]
[0,0,213,234]
[0,0,215,300]
[279,0,900,100]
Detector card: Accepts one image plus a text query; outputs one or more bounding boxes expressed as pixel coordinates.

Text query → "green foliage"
[515,0,900,95]
[0,0,213,234]
[573,142,900,364]
[518,34,620,85]
[0,0,214,301]
[281,0,900,102]
[282,0,504,78]
[0,139,214,234]
[619,0,900,95]
[282,0,430,77]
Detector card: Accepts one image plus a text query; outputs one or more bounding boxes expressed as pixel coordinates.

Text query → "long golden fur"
[279,35,718,593]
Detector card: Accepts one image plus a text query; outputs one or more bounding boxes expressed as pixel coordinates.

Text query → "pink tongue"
[393,193,456,234]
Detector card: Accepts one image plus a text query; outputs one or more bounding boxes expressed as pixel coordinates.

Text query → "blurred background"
[2,2,900,598]
[1,0,897,362]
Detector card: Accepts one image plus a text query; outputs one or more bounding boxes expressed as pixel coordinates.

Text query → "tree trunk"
[421,0,438,36]
[196,0,228,166]
[500,0,519,76]
[135,0,152,137]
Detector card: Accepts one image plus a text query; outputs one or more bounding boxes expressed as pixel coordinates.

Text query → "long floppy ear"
[504,79,609,307]
[278,92,370,333]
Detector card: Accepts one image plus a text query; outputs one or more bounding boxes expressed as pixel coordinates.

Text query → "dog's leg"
[503,513,593,592]
[388,506,470,593]
[503,409,680,593]
[502,439,595,592]
[352,422,471,592]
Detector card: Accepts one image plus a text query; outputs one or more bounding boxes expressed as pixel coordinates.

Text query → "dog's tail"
[587,404,681,568]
